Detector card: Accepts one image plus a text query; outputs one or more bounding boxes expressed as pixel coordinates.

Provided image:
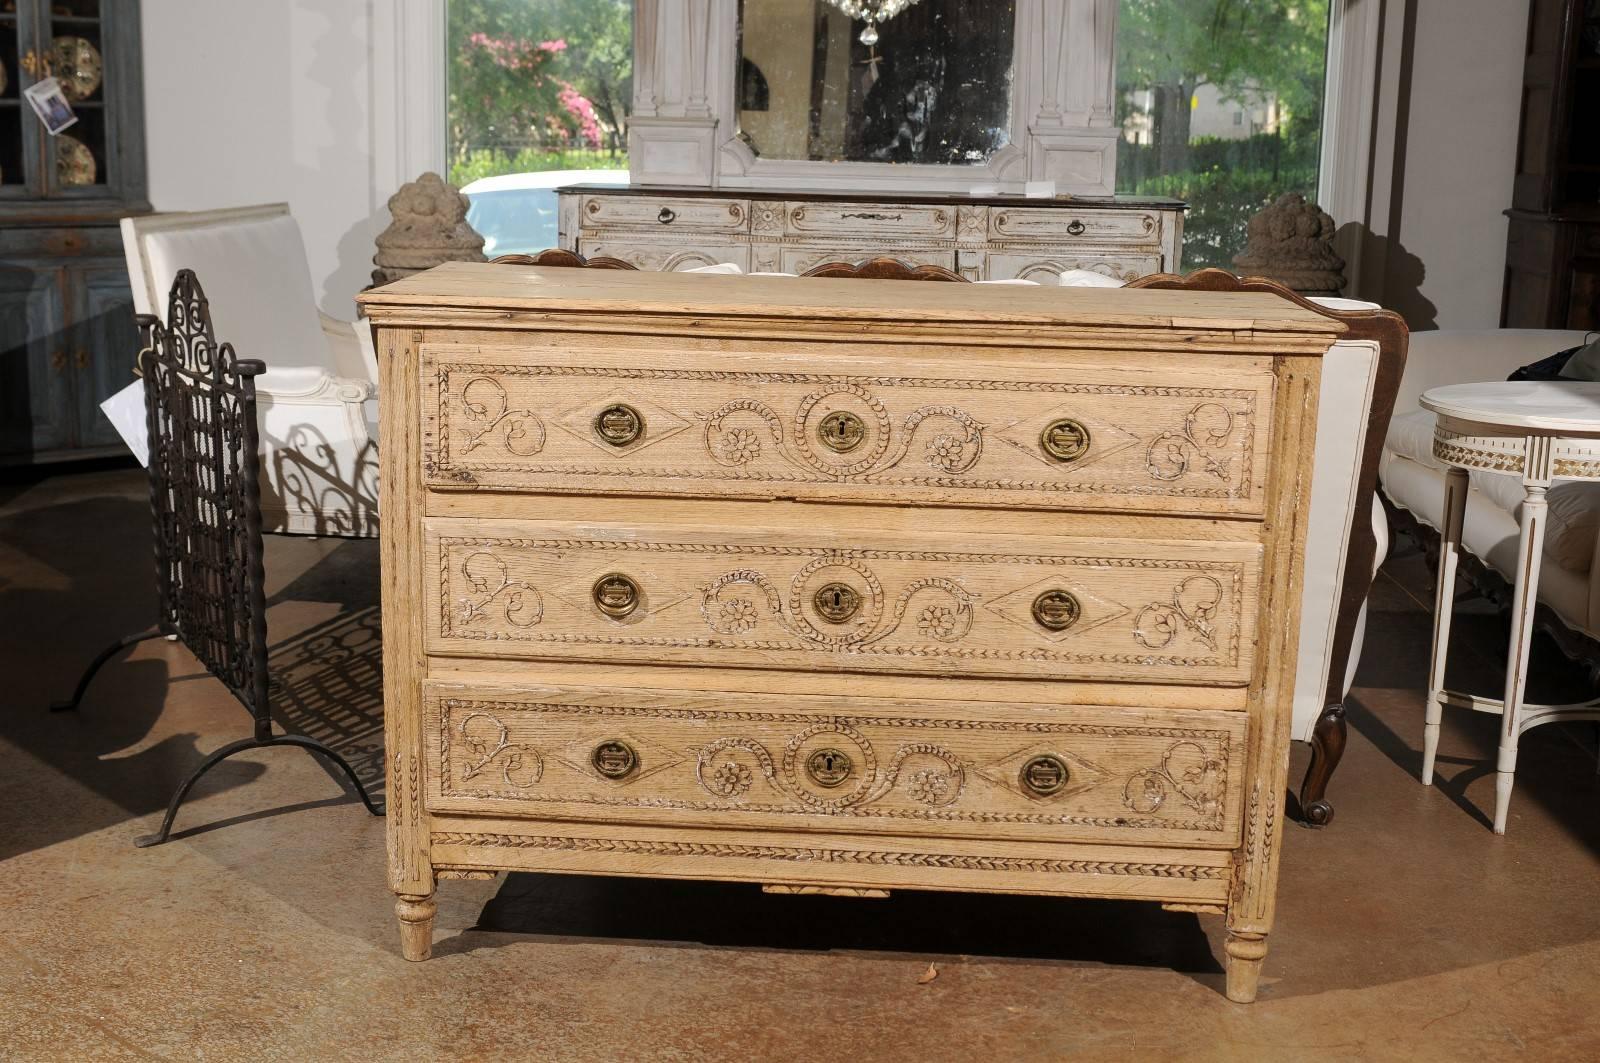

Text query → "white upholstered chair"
[121,204,379,537]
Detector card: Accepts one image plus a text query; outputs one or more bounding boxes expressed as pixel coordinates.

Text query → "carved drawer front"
[986,252,1164,285]
[421,343,1275,516]
[422,681,1251,849]
[579,195,751,233]
[784,201,957,239]
[423,518,1262,685]
[990,208,1163,245]
[575,239,753,273]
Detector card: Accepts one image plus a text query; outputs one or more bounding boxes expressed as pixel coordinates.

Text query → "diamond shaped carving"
[547,564,692,621]
[994,409,1141,472]
[553,390,693,456]
[983,576,1130,643]
[551,729,685,786]
[977,744,1109,802]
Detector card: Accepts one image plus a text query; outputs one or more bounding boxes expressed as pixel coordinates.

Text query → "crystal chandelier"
[821,0,925,45]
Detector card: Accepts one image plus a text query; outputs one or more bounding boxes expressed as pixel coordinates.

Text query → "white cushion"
[141,214,330,375]
[1385,408,1600,572]
[683,262,744,274]
[1058,269,1125,288]
[976,278,1040,285]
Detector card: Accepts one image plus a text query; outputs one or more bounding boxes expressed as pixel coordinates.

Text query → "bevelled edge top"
[1422,381,1600,434]
[358,262,1346,337]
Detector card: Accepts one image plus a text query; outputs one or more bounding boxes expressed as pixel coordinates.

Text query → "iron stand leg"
[134,732,384,848]
[50,629,171,712]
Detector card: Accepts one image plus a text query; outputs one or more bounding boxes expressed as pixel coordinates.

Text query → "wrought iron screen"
[140,269,272,731]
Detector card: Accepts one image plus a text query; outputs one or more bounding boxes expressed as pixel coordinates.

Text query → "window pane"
[447,1,633,254]
[1115,0,1331,270]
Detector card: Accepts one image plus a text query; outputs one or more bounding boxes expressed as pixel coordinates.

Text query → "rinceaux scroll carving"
[1146,403,1237,482]
[460,377,546,456]
[1134,575,1224,651]
[1122,741,1225,818]
[457,551,543,628]
[703,383,985,481]
[695,722,966,813]
[457,712,544,788]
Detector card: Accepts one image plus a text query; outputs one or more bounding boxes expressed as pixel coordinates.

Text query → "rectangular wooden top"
[358,261,1344,337]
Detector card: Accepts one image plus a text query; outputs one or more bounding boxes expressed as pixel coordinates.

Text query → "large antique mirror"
[736,0,1017,166]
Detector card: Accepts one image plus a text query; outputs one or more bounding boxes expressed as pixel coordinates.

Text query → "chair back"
[121,204,340,381]
[491,250,638,270]
[801,257,968,282]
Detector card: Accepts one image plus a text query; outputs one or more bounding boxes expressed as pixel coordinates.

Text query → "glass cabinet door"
[0,0,43,197]
[40,0,111,198]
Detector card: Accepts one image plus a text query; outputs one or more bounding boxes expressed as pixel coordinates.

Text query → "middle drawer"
[424,517,1262,685]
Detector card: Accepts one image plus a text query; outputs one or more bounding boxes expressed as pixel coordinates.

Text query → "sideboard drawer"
[423,517,1262,685]
[422,681,1251,849]
[785,201,957,239]
[579,194,751,233]
[986,252,1164,285]
[420,342,1275,516]
[575,239,752,272]
[990,208,1162,245]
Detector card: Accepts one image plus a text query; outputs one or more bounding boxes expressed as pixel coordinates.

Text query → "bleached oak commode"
[358,262,1346,1002]
[1420,380,1600,834]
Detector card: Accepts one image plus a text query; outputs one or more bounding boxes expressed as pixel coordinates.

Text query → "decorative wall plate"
[50,35,101,102]
[56,133,96,186]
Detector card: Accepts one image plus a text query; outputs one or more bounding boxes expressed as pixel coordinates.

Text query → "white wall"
[1356,0,1528,330]
[140,0,387,317]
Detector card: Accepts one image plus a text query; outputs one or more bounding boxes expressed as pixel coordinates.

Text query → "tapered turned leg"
[1224,930,1269,1003]
[396,894,436,961]
[1298,702,1347,826]
[1493,483,1547,835]
[1424,467,1469,785]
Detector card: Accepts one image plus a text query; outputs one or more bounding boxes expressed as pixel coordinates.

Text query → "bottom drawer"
[423,680,1248,850]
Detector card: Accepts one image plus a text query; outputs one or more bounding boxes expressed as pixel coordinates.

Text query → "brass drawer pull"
[1031,589,1080,632]
[813,582,862,623]
[592,739,638,779]
[1040,417,1091,463]
[594,403,644,446]
[592,573,640,618]
[818,410,865,453]
[1020,754,1069,797]
[806,747,853,787]
[1066,219,1086,236]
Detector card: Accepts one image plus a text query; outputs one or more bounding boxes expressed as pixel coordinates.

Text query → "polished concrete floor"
[2,467,1599,1061]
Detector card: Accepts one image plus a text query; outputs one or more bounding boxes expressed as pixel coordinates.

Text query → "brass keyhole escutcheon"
[592,739,638,779]
[818,410,866,453]
[813,582,862,623]
[592,573,641,618]
[1040,418,1091,463]
[1031,589,1081,632]
[594,403,644,447]
[806,748,853,788]
[1020,754,1069,797]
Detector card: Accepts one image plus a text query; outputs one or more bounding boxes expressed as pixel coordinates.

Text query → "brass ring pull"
[592,739,638,779]
[806,748,853,788]
[1040,418,1091,463]
[1066,219,1086,236]
[657,206,677,224]
[594,403,644,447]
[818,410,865,453]
[592,573,640,618]
[813,582,862,623]
[1031,589,1080,632]
[1020,754,1069,797]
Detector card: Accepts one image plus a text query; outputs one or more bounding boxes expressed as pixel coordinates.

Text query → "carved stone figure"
[1232,192,1346,296]
[371,172,486,286]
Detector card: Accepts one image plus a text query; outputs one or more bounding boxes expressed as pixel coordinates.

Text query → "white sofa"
[122,204,379,537]
[1380,329,1596,640]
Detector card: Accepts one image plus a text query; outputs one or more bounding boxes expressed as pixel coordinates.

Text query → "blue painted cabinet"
[0,0,147,464]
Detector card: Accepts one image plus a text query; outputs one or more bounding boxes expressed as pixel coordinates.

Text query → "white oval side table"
[1421,380,1600,833]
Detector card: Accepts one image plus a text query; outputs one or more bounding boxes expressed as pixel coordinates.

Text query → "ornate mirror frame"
[629,0,1121,195]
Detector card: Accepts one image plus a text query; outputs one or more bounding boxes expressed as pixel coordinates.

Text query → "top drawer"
[785,201,957,240]
[579,195,751,234]
[421,342,1276,517]
[990,208,1163,245]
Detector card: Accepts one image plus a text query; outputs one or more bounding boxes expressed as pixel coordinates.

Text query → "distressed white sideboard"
[558,185,1185,282]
